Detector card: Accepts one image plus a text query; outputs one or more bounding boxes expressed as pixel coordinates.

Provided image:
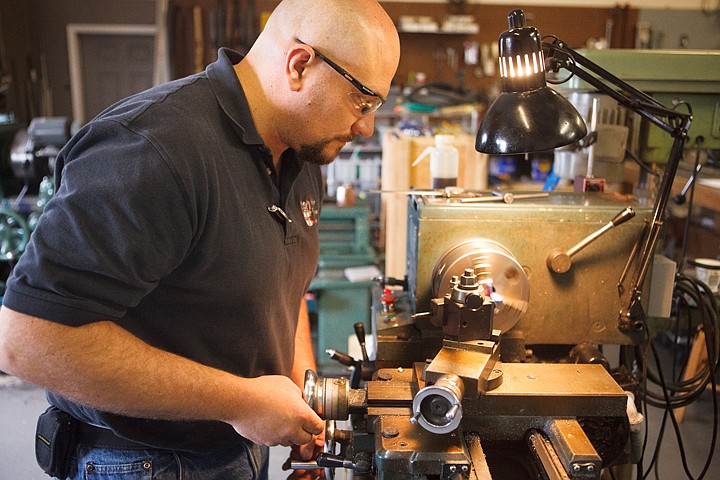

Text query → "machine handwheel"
[0,207,30,261]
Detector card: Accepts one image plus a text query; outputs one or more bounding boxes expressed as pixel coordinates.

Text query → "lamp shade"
[476,87,588,154]
[475,9,587,154]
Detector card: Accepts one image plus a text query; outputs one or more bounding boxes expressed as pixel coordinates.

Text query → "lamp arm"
[619,134,688,332]
[545,40,693,334]
[545,40,692,137]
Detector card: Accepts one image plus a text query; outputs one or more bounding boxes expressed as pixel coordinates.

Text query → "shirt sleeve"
[3,119,195,326]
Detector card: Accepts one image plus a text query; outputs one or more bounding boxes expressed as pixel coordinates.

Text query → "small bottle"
[412,134,459,189]
[380,288,397,321]
[335,184,356,207]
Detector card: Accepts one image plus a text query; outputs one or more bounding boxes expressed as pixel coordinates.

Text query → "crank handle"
[546,206,635,274]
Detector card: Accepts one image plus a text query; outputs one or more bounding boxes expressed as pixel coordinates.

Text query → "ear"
[286,45,313,92]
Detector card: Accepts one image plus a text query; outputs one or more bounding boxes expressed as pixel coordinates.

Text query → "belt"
[75,421,149,450]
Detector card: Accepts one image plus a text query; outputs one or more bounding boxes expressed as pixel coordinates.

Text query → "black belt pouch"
[35,406,77,478]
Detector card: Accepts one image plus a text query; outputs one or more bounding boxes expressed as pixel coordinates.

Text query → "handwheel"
[0,207,30,261]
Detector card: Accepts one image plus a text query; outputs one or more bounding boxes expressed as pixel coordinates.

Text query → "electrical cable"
[632,158,718,477]
[640,399,666,479]
[636,336,664,480]
[635,275,719,479]
[642,279,719,408]
[648,327,717,480]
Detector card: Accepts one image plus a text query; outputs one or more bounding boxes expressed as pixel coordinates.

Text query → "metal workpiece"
[411,374,466,434]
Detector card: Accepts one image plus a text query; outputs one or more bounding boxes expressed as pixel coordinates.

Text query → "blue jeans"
[59,442,269,480]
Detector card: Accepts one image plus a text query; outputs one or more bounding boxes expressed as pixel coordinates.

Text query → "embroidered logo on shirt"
[301,198,319,226]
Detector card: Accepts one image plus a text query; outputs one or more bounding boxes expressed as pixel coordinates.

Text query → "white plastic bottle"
[412,134,459,189]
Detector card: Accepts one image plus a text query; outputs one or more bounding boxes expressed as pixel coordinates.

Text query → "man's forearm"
[0,307,246,421]
[0,306,324,446]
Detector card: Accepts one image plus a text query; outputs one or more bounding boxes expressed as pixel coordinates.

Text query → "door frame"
[67,23,158,126]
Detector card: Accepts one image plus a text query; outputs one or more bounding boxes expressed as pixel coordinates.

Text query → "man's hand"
[0,308,324,448]
[227,375,324,447]
[282,428,326,480]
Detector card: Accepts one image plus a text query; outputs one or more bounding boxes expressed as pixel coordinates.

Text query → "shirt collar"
[206,47,264,147]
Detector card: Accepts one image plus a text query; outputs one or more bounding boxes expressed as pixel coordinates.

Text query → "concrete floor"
[1,372,718,480]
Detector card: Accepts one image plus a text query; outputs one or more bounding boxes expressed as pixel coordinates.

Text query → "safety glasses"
[296,39,386,115]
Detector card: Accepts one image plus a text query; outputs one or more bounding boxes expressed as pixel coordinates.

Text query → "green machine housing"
[390,193,654,368]
[557,49,720,164]
[310,205,375,375]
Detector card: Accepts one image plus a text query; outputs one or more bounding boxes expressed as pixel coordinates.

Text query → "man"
[0,0,400,478]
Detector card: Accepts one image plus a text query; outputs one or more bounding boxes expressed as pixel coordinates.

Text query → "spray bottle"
[412,134,459,189]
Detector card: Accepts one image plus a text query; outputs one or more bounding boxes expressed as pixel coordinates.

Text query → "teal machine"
[1,117,65,295]
[310,205,376,375]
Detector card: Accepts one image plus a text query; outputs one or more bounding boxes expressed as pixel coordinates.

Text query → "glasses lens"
[348,93,383,116]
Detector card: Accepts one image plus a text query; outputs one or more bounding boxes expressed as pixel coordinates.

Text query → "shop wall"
[3,0,719,125]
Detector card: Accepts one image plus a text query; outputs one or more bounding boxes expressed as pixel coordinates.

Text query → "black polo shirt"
[3,48,323,452]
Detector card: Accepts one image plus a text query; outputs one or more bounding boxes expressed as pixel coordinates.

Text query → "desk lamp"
[476,9,693,333]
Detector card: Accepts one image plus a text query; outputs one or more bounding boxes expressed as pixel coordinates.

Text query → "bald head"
[264,0,397,51]
[237,0,400,163]
[250,0,399,92]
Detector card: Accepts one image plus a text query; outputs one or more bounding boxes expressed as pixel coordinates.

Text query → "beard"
[297,136,352,166]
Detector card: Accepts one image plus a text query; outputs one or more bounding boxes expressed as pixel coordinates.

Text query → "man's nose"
[351,114,375,138]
